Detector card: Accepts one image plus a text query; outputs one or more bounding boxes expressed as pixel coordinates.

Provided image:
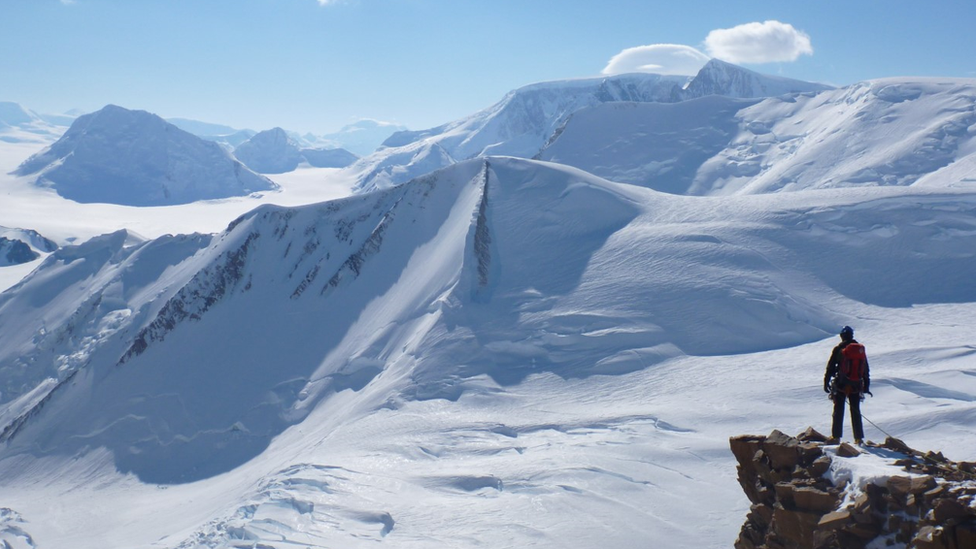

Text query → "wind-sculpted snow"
[354,62,830,192]
[0,230,212,440]
[539,96,756,193]
[2,159,976,484]
[538,77,976,196]
[695,78,976,195]
[14,105,278,206]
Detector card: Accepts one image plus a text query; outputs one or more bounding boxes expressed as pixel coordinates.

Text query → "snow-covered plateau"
[0,66,975,549]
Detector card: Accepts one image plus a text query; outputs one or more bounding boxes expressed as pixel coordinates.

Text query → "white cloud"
[704,21,813,64]
[602,44,710,76]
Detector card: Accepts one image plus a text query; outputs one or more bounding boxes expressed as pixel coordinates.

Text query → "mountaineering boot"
[825,437,840,445]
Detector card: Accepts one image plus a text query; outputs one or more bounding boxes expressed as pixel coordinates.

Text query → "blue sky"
[2,0,974,134]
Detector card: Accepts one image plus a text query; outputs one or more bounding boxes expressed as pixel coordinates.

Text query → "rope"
[861,413,896,440]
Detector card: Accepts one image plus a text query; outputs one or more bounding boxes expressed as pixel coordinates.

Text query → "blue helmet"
[840,326,854,340]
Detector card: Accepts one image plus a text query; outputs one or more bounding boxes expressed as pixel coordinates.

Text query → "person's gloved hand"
[823,380,830,393]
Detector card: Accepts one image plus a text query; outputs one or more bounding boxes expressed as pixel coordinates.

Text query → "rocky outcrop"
[731,429,976,549]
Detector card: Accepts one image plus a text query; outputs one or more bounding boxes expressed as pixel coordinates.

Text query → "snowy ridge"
[14,105,278,206]
[697,78,976,194]
[353,61,831,192]
[682,58,830,99]
[0,230,213,439]
[538,77,976,195]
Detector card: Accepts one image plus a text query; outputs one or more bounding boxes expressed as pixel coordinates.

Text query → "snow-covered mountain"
[352,60,831,192]
[0,103,39,129]
[1,157,975,546]
[167,118,257,149]
[312,119,409,157]
[14,105,278,206]
[234,128,359,173]
[539,77,976,195]
[0,102,70,144]
[0,227,57,267]
[234,127,306,174]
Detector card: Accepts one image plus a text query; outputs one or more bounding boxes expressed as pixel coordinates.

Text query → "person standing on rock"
[823,326,871,444]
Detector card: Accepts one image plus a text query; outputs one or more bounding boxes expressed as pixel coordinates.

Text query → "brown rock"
[932,498,972,523]
[766,430,801,470]
[883,436,914,454]
[772,504,822,548]
[958,461,976,474]
[749,503,774,528]
[798,442,824,466]
[731,435,766,468]
[818,510,851,531]
[837,442,862,458]
[775,482,797,506]
[808,456,832,478]
[924,485,948,501]
[798,426,828,443]
[846,518,884,540]
[954,522,976,549]
[794,487,838,513]
[888,475,937,498]
[914,525,947,549]
[888,514,903,532]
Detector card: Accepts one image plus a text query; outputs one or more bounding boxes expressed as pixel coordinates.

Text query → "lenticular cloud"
[602,44,710,76]
[705,20,813,64]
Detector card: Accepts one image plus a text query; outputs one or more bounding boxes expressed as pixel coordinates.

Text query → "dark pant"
[831,392,864,440]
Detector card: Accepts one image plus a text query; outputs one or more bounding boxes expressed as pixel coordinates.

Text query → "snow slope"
[352,61,830,192]
[538,77,976,195]
[14,105,278,206]
[1,157,975,547]
[539,95,757,194]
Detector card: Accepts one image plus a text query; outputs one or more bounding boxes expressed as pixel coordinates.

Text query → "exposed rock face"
[0,238,38,266]
[731,429,976,549]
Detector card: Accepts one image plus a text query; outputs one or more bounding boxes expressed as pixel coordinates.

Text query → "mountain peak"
[684,59,832,98]
[14,104,277,206]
